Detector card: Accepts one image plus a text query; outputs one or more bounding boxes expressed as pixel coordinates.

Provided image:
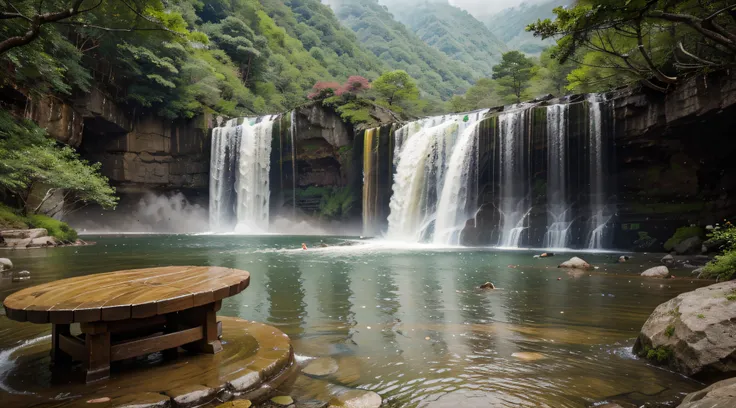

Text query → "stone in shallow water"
[164,384,216,408]
[558,257,591,269]
[271,395,295,406]
[303,358,339,377]
[511,352,546,361]
[216,401,252,408]
[641,266,670,278]
[328,389,381,408]
[109,392,169,408]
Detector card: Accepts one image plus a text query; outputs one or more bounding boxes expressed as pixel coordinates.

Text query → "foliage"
[449,78,503,112]
[308,81,343,100]
[484,0,561,55]
[0,204,29,230]
[492,51,536,103]
[319,188,355,220]
[663,226,704,251]
[328,0,474,99]
[701,222,736,281]
[527,0,736,93]
[372,70,420,111]
[664,325,675,338]
[707,221,736,252]
[27,214,78,242]
[0,110,117,214]
[643,346,673,364]
[529,46,576,96]
[633,231,658,250]
[337,76,370,96]
[382,0,508,78]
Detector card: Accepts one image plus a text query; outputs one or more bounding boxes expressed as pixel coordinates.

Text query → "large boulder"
[677,377,736,407]
[641,266,670,278]
[633,281,736,378]
[558,257,592,269]
[0,258,12,271]
[676,236,704,255]
[661,254,675,266]
[0,228,48,239]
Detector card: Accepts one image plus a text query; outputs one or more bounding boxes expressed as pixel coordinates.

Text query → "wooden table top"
[2,266,250,324]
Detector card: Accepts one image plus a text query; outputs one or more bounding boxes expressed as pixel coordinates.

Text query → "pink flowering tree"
[307,81,342,100]
[336,76,371,96]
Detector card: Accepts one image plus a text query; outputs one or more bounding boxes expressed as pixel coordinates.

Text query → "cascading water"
[387,111,488,243]
[362,128,378,237]
[587,94,610,249]
[543,104,572,249]
[290,110,298,218]
[497,106,533,248]
[433,112,488,245]
[209,118,241,232]
[210,115,277,233]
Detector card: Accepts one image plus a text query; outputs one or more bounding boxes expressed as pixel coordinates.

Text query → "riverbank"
[0,204,88,249]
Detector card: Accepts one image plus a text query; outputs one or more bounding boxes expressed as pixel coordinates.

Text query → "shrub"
[664,325,675,337]
[0,204,29,229]
[664,226,704,251]
[638,345,673,364]
[702,250,736,281]
[27,214,78,242]
[634,231,657,250]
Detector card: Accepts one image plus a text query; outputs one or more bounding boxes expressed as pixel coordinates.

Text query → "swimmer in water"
[302,243,307,250]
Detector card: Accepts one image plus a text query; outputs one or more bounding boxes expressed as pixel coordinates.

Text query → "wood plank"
[58,333,86,362]
[110,326,203,362]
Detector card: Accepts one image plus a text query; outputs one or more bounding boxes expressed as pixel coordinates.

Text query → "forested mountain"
[379,0,507,78]
[482,1,567,55]
[325,0,475,100]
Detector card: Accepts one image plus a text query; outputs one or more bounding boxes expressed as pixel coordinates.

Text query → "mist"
[374,0,557,18]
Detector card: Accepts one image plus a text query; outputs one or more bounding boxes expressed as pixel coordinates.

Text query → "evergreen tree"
[492,51,536,103]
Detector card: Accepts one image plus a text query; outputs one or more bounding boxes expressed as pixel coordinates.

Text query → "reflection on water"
[0,236,708,407]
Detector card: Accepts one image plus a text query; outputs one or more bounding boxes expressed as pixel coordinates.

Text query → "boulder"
[558,257,592,269]
[675,236,704,255]
[677,377,736,407]
[29,236,59,247]
[302,358,339,377]
[12,270,31,282]
[0,228,48,239]
[327,389,381,408]
[661,254,675,266]
[0,258,12,271]
[479,282,496,290]
[633,281,736,378]
[641,266,670,278]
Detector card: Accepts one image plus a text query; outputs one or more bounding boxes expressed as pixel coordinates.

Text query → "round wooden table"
[2,266,250,383]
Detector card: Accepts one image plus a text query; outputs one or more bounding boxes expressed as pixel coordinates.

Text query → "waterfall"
[362,128,378,237]
[587,95,610,249]
[209,118,241,232]
[433,113,487,245]
[209,115,277,233]
[386,111,488,243]
[543,104,572,249]
[498,106,533,248]
[290,110,298,218]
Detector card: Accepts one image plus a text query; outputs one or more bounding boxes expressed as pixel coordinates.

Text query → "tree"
[204,16,270,85]
[492,51,535,103]
[0,1,191,55]
[449,78,503,112]
[336,75,371,96]
[529,46,576,96]
[372,70,420,107]
[308,81,342,100]
[527,1,736,92]
[0,110,117,215]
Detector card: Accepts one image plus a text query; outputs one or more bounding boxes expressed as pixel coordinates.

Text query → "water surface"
[0,236,708,407]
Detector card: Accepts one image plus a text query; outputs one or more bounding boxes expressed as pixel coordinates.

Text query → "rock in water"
[661,254,675,266]
[641,266,670,278]
[328,390,381,408]
[479,282,496,290]
[511,352,546,361]
[12,270,30,282]
[675,236,703,255]
[677,378,736,407]
[558,257,592,269]
[0,258,12,272]
[270,396,294,406]
[302,357,339,377]
[633,281,736,378]
[216,401,252,408]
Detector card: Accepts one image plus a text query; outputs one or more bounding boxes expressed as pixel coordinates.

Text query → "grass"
[665,325,675,337]
[697,314,705,319]
[1,204,78,242]
[639,345,674,364]
[727,290,736,301]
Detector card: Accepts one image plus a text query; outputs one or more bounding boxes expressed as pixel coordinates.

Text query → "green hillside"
[327,0,475,100]
[483,1,567,55]
[381,0,507,78]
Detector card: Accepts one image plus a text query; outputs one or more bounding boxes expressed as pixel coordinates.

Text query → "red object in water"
[302,243,308,250]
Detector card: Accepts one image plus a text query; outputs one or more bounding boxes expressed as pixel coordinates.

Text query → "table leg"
[180,302,223,354]
[51,324,72,365]
[163,313,180,360]
[84,331,111,383]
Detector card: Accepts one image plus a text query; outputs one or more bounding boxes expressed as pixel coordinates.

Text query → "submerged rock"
[12,270,30,282]
[302,358,339,377]
[677,377,736,407]
[618,256,630,263]
[641,266,670,278]
[327,389,381,408]
[0,258,12,271]
[511,352,546,361]
[216,401,252,408]
[479,282,496,290]
[633,281,736,378]
[558,257,591,269]
[270,396,294,406]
